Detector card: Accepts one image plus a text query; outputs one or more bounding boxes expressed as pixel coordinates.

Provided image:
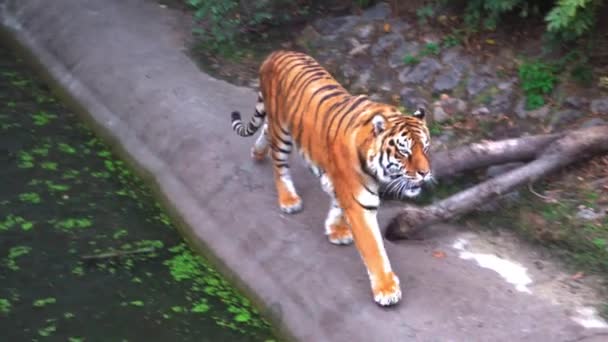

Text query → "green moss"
[38,324,56,337]
[64,312,75,319]
[55,218,92,230]
[41,162,58,170]
[5,245,32,271]
[113,229,128,239]
[0,215,34,231]
[68,337,83,342]
[17,151,34,168]
[191,300,210,313]
[32,111,57,126]
[33,297,56,307]
[0,298,11,315]
[164,243,271,331]
[45,180,70,192]
[19,192,41,204]
[72,265,85,276]
[129,300,144,307]
[58,142,76,154]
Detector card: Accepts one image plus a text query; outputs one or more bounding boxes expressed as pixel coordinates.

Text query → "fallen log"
[430,133,559,179]
[385,125,608,240]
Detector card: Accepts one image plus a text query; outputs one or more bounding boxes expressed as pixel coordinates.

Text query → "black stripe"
[322,96,351,139]
[277,135,292,146]
[330,96,368,143]
[272,146,291,154]
[294,84,339,144]
[352,194,378,211]
[362,182,377,196]
[285,69,325,116]
[357,150,376,181]
[307,90,344,154]
[275,162,289,168]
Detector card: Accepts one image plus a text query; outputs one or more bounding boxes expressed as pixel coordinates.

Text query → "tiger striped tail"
[231,92,266,137]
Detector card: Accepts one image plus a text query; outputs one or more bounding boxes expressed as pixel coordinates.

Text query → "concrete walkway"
[1,0,607,341]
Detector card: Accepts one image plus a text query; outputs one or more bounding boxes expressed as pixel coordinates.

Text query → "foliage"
[403,54,420,65]
[457,0,603,41]
[518,59,557,110]
[416,4,436,24]
[185,0,307,57]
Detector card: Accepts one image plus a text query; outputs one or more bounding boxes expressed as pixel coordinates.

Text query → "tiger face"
[366,108,432,200]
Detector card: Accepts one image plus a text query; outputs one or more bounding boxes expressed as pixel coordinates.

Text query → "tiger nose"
[417,170,429,178]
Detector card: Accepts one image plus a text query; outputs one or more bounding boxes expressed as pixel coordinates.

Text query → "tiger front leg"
[271,158,302,214]
[320,174,353,245]
[343,193,401,306]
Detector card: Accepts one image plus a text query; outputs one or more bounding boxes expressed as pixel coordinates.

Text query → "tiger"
[231,50,433,306]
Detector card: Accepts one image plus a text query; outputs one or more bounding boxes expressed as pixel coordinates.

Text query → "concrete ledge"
[2,1,605,341]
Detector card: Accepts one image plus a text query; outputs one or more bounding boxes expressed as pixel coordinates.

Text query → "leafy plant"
[416,4,435,24]
[421,42,441,56]
[186,0,305,57]
[457,0,603,42]
[442,33,462,48]
[403,54,420,65]
[545,0,602,41]
[518,60,557,110]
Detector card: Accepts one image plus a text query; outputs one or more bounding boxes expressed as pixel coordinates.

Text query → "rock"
[441,49,472,73]
[490,92,513,114]
[467,73,492,97]
[579,117,607,128]
[352,69,372,92]
[313,16,359,35]
[551,109,584,126]
[433,104,449,123]
[362,2,392,20]
[564,96,587,109]
[590,97,608,115]
[388,42,421,68]
[339,63,357,83]
[398,57,441,84]
[399,87,427,111]
[371,33,404,56]
[515,98,527,119]
[515,100,550,119]
[576,206,606,221]
[295,25,321,48]
[486,162,525,178]
[440,96,467,114]
[348,38,370,56]
[472,106,490,115]
[528,105,550,119]
[433,69,463,93]
[354,23,375,40]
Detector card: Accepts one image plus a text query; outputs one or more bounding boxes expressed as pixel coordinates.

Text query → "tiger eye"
[388,140,395,146]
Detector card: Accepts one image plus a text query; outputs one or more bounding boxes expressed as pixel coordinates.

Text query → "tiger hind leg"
[251,122,269,161]
[320,174,353,245]
[250,93,269,161]
[270,126,302,214]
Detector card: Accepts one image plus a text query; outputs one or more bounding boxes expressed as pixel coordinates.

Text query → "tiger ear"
[413,107,426,120]
[371,114,386,136]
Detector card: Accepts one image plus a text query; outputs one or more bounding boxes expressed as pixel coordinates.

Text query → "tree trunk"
[385,125,608,241]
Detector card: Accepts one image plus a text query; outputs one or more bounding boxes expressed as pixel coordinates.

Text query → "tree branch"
[385,125,608,240]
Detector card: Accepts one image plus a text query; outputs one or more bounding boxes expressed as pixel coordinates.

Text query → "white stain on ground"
[452,237,608,330]
[571,307,608,329]
[452,238,533,293]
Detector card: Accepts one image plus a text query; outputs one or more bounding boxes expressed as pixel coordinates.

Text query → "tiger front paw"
[278,193,303,214]
[250,147,268,162]
[372,272,402,307]
[326,222,353,245]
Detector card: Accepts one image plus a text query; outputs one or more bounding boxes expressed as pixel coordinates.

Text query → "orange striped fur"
[231,50,432,306]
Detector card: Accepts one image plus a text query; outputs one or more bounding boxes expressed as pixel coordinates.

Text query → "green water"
[0,45,278,341]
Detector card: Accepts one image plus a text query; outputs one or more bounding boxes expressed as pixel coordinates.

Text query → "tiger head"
[362,107,432,200]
